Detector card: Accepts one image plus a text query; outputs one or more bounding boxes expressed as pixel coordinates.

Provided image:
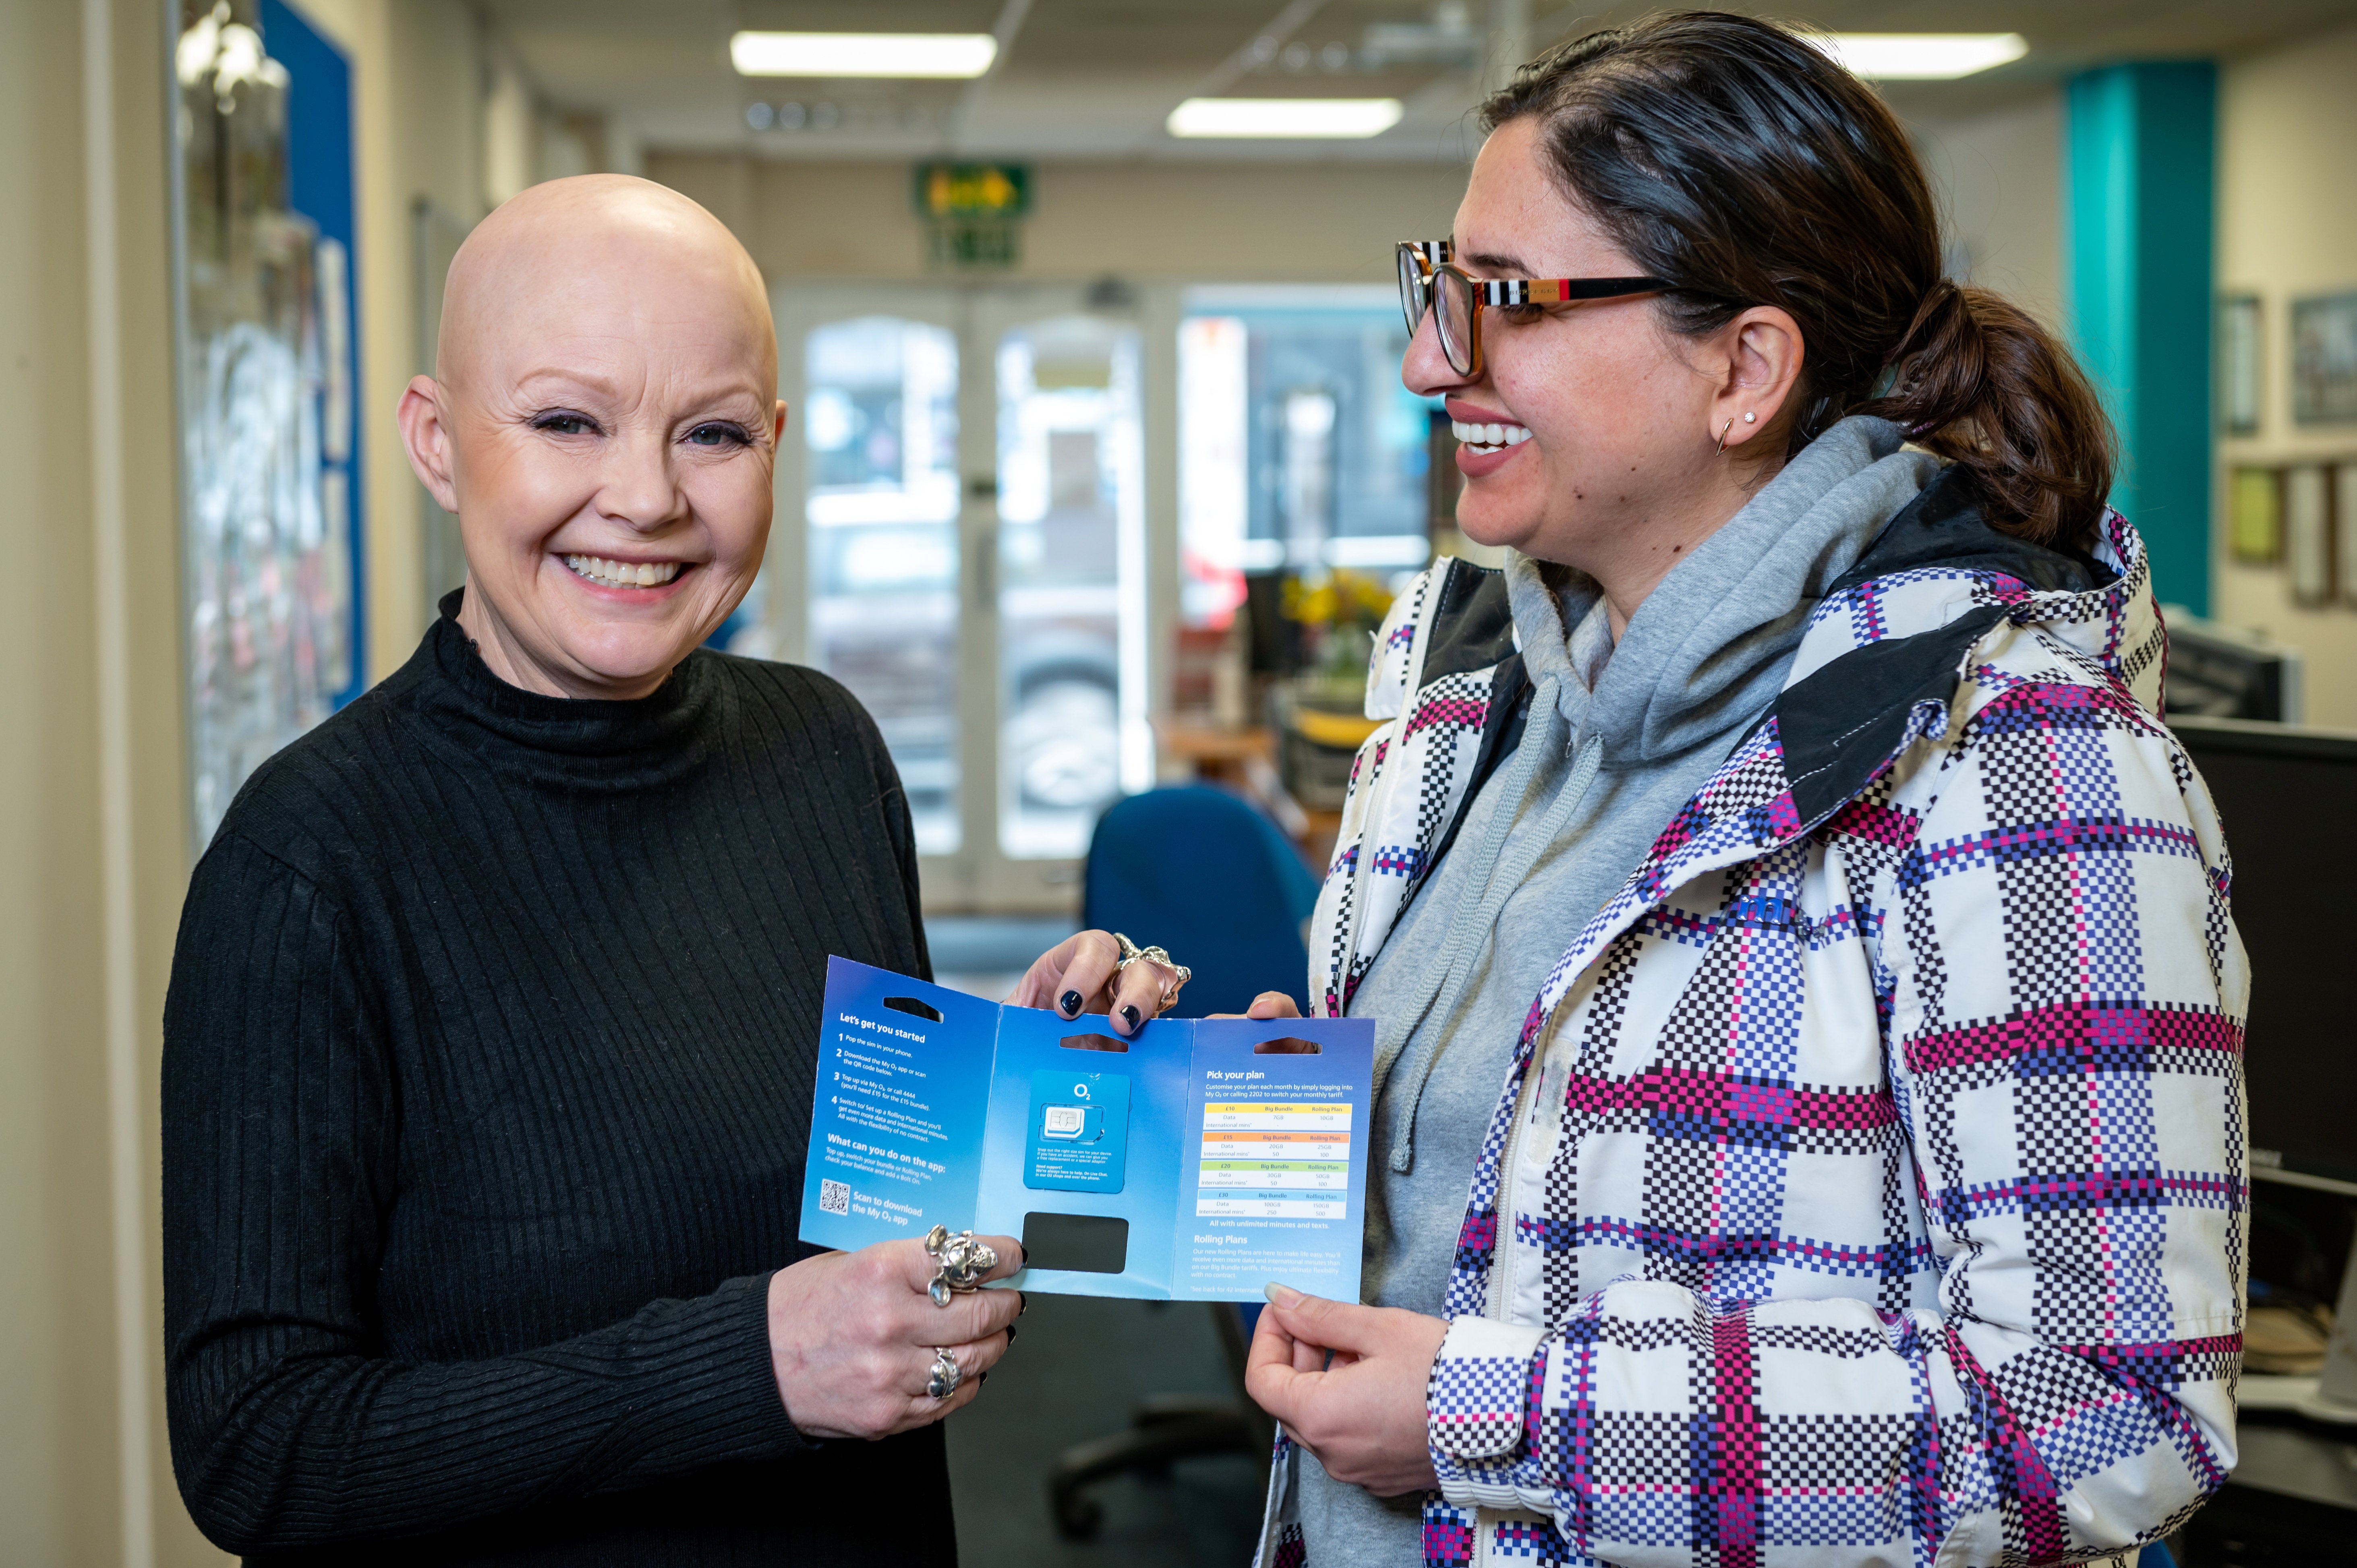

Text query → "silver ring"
[926,1345,961,1401]
[1111,933,1193,1016]
[924,1224,999,1308]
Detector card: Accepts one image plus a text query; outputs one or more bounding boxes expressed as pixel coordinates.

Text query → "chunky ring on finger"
[926,1345,961,1401]
[1111,933,1192,1016]
[924,1224,1000,1308]
[1152,957,1193,1016]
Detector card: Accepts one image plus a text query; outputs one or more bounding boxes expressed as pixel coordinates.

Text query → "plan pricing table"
[1195,1100,1353,1218]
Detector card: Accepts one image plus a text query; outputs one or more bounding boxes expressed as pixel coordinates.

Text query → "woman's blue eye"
[534,413,596,436]
[687,422,749,448]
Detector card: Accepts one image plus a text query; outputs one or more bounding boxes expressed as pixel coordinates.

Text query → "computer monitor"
[2163,614,2304,721]
[2171,716,2357,1187]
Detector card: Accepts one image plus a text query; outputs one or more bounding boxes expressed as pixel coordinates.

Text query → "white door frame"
[767,279,1182,916]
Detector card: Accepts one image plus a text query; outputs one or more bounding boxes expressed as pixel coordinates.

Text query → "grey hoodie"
[1290,416,1939,1560]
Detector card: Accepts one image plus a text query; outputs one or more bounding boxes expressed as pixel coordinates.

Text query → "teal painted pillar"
[2063,62,2216,614]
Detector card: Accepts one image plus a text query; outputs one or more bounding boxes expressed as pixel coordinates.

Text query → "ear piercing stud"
[1743,411,1756,423]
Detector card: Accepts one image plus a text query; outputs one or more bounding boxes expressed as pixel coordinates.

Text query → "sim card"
[1041,1104,1092,1139]
[1024,1069,1130,1194]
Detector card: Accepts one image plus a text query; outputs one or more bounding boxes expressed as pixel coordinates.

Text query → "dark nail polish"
[1060,990,1083,1016]
[1019,1292,1029,1316]
[1120,1004,1141,1030]
[1005,1324,1018,1346]
[979,1371,989,1385]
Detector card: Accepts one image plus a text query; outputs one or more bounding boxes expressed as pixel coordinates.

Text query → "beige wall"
[0,1,491,1561]
[294,0,487,681]
[1857,73,2357,727]
[0,0,211,1561]
[648,153,1468,285]
[651,122,2053,309]
[0,8,114,1559]
[1910,91,2065,331]
[2215,14,2357,728]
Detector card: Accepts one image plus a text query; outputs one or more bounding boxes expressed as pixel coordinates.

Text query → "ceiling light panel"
[729,31,998,79]
[1166,97,1404,139]
[1818,33,2030,80]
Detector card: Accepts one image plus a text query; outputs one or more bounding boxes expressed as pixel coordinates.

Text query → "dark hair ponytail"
[1481,12,2116,548]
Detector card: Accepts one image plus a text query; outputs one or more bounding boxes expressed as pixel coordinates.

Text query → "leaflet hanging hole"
[1059,1033,1129,1054]
[1253,1037,1320,1055]
[883,996,944,1023]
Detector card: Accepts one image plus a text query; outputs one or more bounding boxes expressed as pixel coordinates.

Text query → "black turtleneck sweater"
[162,598,947,1566]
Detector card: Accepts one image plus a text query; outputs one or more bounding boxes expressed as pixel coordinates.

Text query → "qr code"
[819,1179,850,1216]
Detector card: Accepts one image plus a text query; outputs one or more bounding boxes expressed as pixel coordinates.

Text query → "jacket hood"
[1769,462,2148,822]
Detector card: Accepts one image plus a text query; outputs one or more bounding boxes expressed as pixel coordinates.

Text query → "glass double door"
[771,284,1150,912]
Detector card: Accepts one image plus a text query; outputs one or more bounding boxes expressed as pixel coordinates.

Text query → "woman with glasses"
[1031,12,2247,1568]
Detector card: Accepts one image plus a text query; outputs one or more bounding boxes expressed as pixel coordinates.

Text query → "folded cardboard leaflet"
[798,958,1377,1302]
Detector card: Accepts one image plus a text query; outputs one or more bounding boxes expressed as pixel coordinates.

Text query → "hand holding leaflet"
[799,958,1376,1302]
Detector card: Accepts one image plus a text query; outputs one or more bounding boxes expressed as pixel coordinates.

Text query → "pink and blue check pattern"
[1263,510,2245,1568]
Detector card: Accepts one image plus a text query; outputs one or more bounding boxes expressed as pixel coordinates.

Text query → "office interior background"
[8,0,2357,1561]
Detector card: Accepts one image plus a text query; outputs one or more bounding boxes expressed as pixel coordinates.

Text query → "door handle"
[967,476,997,610]
[973,524,996,610]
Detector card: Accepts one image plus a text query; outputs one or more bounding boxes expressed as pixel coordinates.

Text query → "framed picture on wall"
[2230,466,2282,565]
[2338,463,2357,606]
[169,0,365,847]
[2291,292,2357,425]
[2220,294,2261,435]
[2283,465,2332,606]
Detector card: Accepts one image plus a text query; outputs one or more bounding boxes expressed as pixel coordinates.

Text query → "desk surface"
[2231,1415,2357,1510]
[1154,722,1273,765]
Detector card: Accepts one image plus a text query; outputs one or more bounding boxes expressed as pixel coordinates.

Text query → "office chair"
[1077,783,1321,1017]
[1045,787,1316,1538]
[1046,1299,1275,1539]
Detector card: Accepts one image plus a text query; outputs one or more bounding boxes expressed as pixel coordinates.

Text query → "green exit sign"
[915,162,1030,219]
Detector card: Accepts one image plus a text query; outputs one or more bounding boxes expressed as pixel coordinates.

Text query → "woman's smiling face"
[1404,118,1798,622]
[400,177,785,700]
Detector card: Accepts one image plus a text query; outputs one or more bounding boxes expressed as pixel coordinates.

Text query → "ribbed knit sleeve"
[162,621,947,1564]
[162,832,806,1554]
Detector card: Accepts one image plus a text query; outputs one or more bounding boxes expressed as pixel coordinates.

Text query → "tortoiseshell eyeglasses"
[1396,240,1668,376]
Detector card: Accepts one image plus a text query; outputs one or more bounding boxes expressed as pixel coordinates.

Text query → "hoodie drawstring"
[1372,671,1602,1173]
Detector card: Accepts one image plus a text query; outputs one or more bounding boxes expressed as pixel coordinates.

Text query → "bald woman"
[162,176,1017,1565]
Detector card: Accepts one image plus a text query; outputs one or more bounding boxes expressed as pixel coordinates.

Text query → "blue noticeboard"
[261,0,366,707]
[803,958,1375,1302]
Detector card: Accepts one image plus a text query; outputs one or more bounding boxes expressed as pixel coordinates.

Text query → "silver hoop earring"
[1716,418,1735,456]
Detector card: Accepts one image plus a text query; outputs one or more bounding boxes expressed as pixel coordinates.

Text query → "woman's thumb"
[1264,1282,1362,1347]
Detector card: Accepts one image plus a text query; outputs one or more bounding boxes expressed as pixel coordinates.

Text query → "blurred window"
[804,316,963,854]
[994,317,1149,860]
[1178,290,1437,631]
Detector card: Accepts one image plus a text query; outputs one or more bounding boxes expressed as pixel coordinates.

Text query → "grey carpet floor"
[946,1293,1266,1568]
